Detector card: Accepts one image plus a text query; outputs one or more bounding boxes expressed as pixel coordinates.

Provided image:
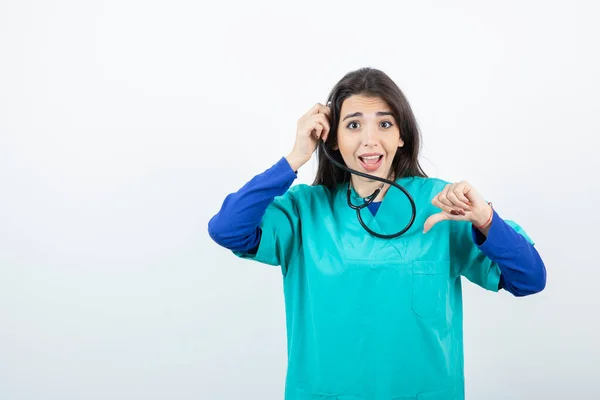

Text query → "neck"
[350,173,394,202]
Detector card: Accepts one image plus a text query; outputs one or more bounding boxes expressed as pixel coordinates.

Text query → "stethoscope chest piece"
[321,141,416,239]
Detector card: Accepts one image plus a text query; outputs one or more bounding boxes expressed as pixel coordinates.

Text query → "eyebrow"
[342,111,394,121]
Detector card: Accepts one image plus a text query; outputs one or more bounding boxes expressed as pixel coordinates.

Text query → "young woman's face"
[335,95,404,182]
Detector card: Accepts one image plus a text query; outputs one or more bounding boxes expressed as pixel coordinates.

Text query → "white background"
[1,0,598,399]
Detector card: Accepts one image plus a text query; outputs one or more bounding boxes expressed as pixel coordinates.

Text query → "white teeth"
[360,155,382,165]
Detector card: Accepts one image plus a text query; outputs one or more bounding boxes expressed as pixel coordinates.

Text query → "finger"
[432,196,461,215]
[439,184,469,213]
[316,112,330,126]
[460,181,482,205]
[316,114,331,141]
[423,212,450,233]
[437,184,454,209]
[454,182,472,206]
[306,103,325,117]
[322,121,330,142]
[319,103,331,118]
[311,121,325,140]
[447,188,471,211]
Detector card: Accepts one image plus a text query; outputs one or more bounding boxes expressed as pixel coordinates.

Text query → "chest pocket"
[411,261,450,319]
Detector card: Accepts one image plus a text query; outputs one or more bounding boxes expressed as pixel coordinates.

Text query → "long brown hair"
[312,67,427,189]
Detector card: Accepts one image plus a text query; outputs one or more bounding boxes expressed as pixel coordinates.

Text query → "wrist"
[472,203,493,228]
[285,152,309,172]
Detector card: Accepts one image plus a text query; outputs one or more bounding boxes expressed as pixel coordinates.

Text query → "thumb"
[423,212,450,234]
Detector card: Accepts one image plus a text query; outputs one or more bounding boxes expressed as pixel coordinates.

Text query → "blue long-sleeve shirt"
[208,157,546,296]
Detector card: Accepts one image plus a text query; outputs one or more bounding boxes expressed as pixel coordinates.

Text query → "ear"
[398,136,404,148]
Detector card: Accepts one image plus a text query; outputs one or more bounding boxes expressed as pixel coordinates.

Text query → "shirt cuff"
[280,156,299,177]
[471,209,528,258]
[471,209,498,246]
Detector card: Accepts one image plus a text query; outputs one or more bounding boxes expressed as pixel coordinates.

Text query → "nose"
[361,123,379,147]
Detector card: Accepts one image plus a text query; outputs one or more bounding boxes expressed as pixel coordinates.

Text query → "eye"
[346,121,360,130]
[380,121,394,129]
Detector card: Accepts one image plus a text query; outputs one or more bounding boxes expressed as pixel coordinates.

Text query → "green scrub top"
[235,176,533,400]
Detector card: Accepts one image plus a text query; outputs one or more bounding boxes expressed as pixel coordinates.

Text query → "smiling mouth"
[358,155,383,163]
[358,155,383,171]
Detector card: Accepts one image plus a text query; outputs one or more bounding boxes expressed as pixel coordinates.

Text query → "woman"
[208,68,546,400]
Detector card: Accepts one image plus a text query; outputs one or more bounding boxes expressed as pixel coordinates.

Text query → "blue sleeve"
[207,157,297,254]
[471,210,546,296]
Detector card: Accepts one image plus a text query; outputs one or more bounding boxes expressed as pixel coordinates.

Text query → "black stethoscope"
[319,140,416,239]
